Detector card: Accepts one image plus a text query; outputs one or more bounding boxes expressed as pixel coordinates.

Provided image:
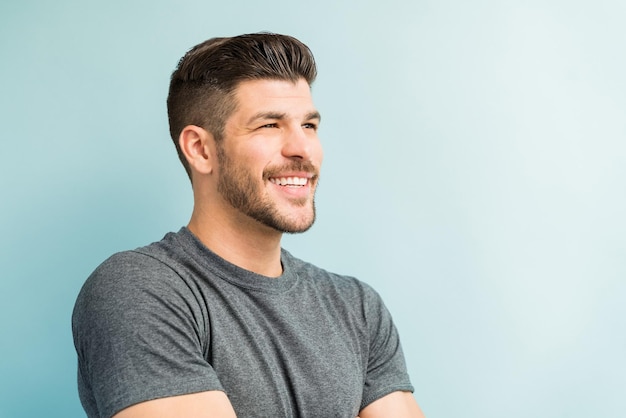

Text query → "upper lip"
[268,172,315,179]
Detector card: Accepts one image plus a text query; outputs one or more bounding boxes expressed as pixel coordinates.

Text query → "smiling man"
[72,33,425,418]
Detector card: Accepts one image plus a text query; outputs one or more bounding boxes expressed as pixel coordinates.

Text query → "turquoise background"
[1,0,625,416]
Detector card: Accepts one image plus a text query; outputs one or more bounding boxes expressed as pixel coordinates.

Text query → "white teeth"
[270,177,308,186]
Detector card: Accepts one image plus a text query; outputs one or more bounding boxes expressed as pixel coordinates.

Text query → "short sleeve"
[72,251,223,418]
[360,285,414,410]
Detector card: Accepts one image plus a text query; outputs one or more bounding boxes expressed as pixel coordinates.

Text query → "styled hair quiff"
[166,33,318,179]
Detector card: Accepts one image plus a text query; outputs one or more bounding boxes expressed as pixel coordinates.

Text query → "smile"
[269,177,309,187]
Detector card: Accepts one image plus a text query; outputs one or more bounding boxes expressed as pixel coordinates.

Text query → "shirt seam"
[105,376,224,418]
[360,384,415,411]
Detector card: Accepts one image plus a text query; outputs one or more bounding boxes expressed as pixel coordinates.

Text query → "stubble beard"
[216,146,318,234]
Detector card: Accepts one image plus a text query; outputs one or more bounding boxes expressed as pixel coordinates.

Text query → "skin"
[113,79,425,417]
[185,78,323,277]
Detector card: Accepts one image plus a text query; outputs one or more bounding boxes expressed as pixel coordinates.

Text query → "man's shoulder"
[79,230,186,296]
[283,250,380,300]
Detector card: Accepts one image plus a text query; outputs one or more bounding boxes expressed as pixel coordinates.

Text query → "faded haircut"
[166,33,318,179]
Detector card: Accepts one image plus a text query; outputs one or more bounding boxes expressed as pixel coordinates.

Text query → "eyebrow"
[246,111,321,125]
[307,111,322,122]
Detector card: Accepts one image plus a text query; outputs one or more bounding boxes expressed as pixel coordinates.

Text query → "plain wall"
[1,0,625,416]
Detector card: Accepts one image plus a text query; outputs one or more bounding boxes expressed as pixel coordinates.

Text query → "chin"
[282,222,315,234]
[270,211,316,234]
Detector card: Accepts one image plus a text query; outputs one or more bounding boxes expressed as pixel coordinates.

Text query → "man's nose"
[282,125,313,160]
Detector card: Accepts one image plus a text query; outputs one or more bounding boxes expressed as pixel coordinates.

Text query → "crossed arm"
[113,390,425,418]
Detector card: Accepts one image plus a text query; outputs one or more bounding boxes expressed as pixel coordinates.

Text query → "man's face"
[215,78,323,233]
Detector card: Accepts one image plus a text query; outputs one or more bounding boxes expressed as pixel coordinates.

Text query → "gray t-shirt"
[72,228,413,418]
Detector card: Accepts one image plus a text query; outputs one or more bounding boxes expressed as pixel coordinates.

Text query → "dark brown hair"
[167,33,318,179]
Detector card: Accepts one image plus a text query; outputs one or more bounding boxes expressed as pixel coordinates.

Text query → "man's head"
[167,33,318,179]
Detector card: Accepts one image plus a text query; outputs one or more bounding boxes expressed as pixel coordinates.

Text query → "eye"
[303,122,318,130]
[259,123,278,129]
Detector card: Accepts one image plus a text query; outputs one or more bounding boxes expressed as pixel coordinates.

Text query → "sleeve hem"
[360,384,415,411]
[104,378,225,418]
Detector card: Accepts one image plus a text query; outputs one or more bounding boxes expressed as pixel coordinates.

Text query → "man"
[72,33,425,418]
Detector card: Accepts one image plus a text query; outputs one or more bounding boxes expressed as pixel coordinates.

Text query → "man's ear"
[178,125,216,175]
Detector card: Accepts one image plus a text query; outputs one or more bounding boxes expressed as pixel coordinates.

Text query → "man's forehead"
[232,78,318,118]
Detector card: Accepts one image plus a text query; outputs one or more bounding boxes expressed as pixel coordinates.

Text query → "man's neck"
[187,206,284,278]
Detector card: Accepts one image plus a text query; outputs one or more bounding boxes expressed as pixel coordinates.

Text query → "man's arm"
[113,391,237,418]
[359,391,426,418]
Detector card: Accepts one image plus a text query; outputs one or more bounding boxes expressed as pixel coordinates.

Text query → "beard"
[216,145,318,233]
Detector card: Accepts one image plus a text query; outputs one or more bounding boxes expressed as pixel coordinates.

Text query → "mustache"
[263,161,319,179]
